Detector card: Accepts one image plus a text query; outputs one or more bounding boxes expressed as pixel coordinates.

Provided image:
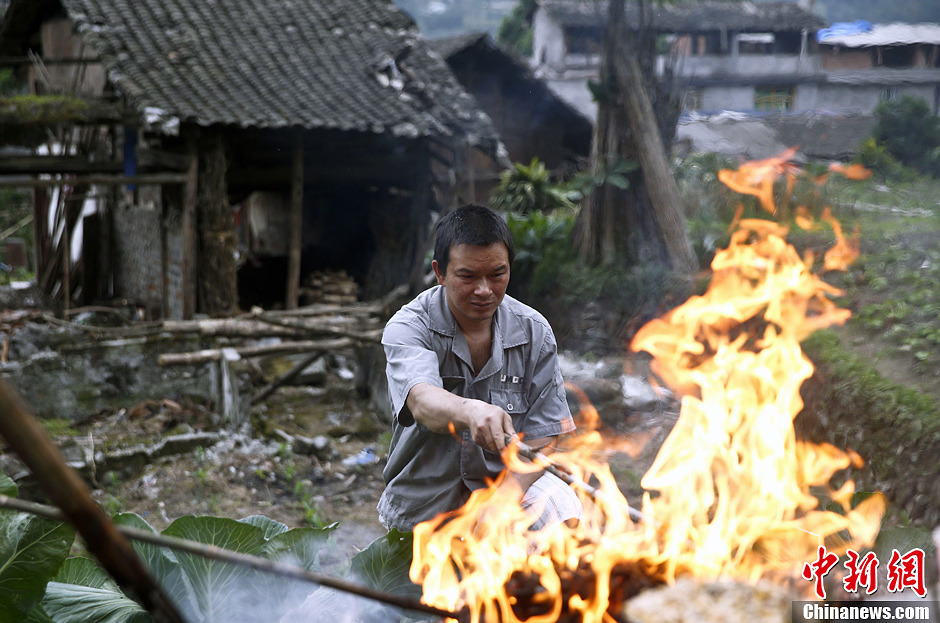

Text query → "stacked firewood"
[300,270,359,305]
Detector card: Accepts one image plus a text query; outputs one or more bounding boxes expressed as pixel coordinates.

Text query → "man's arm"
[409,382,558,492]
[406,382,515,452]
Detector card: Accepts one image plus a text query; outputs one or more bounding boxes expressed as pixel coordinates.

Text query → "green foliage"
[43,558,149,623]
[871,95,940,176]
[855,137,903,180]
[349,529,421,599]
[0,69,18,95]
[567,157,638,199]
[0,489,76,623]
[505,208,576,300]
[496,0,536,56]
[490,158,578,214]
[842,239,940,373]
[0,470,17,496]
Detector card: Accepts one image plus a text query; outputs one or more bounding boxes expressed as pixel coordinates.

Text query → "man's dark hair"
[433,204,516,275]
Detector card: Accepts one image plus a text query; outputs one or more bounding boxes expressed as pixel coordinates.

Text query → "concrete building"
[530,1,940,120]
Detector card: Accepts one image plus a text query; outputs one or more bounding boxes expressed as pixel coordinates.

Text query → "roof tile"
[49,0,497,145]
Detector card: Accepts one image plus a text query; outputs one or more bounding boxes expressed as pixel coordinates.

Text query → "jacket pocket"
[489,388,529,421]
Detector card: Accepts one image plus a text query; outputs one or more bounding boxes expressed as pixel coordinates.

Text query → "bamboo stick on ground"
[251,349,325,404]
[0,379,187,623]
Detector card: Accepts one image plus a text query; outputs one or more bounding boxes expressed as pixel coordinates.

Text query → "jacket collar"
[427,285,530,349]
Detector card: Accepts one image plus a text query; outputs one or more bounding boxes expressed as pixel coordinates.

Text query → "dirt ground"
[63,358,678,575]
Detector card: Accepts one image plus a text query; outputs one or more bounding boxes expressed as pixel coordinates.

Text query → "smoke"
[278,574,411,623]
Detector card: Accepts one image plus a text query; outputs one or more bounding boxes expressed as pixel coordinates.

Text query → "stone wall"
[1,320,218,421]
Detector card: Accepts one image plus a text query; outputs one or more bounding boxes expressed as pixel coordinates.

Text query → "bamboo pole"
[0,494,458,621]
[158,337,352,366]
[0,379,187,623]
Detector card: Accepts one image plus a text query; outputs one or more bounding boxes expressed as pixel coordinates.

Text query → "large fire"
[411,152,885,623]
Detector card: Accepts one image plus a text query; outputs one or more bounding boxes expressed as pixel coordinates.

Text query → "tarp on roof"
[816,20,872,43]
[817,22,940,47]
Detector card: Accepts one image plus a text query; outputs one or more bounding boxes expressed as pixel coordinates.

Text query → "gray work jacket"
[377,285,575,531]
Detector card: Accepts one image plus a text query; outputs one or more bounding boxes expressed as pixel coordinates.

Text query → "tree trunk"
[196,131,238,316]
[575,0,697,274]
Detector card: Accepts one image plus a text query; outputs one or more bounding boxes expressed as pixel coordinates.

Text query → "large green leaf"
[0,512,74,623]
[0,471,17,497]
[42,583,151,623]
[112,513,190,614]
[42,557,151,623]
[349,530,421,600]
[24,603,54,623]
[238,514,290,541]
[52,556,119,590]
[162,515,266,623]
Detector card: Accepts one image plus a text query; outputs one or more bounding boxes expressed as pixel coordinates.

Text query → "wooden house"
[0,0,503,318]
[430,32,592,199]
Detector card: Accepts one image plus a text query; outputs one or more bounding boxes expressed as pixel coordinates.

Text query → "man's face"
[433,242,510,328]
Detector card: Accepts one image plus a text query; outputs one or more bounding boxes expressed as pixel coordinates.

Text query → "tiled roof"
[22,0,499,145]
[539,0,826,32]
[428,32,591,126]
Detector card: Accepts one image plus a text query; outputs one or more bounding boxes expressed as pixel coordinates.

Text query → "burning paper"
[411,151,884,623]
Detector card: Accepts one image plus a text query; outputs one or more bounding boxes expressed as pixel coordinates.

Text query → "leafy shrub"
[505,208,577,300]
[871,95,940,176]
[490,158,579,214]
[855,137,903,179]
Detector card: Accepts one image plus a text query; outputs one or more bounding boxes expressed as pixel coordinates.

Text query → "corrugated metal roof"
[538,0,825,32]
[818,22,940,47]
[21,0,499,144]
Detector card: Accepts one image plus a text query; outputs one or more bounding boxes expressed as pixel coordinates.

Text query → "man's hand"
[406,383,515,451]
[461,400,515,452]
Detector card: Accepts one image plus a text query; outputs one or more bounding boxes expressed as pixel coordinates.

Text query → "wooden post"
[182,137,198,319]
[0,380,187,623]
[286,134,304,310]
[62,208,70,316]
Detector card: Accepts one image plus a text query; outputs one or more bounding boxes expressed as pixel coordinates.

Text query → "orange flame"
[411,151,883,623]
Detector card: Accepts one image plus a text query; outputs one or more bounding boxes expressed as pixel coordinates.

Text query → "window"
[738,33,774,55]
[683,88,704,111]
[754,86,793,111]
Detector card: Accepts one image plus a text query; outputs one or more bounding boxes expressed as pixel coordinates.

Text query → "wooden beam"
[0,151,187,175]
[0,173,187,188]
[0,155,122,175]
[0,56,102,66]
[182,138,198,319]
[285,134,304,310]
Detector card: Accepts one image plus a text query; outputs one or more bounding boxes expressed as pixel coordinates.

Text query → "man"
[377,204,581,532]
